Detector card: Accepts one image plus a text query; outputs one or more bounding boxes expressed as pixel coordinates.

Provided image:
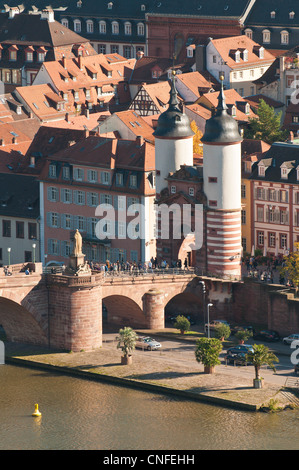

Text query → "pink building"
[39,134,156,266]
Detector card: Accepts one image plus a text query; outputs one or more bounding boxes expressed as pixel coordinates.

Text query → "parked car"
[205,320,229,332]
[225,344,254,357]
[282,334,299,345]
[253,330,280,342]
[135,336,162,351]
[231,325,255,336]
[225,352,252,366]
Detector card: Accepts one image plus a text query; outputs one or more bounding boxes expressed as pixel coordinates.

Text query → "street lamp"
[207,303,213,339]
[32,243,36,263]
[7,247,11,266]
[199,280,206,331]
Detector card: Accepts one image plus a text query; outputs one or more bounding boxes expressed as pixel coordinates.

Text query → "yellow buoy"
[32,404,41,417]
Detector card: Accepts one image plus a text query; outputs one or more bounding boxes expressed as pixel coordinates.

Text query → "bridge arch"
[0,296,48,345]
[164,291,203,326]
[102,294,147,329]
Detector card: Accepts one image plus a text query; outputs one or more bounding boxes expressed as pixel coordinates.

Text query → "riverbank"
[4,331,299,413]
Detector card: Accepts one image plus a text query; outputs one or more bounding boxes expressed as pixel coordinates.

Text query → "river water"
[1,364,299,451]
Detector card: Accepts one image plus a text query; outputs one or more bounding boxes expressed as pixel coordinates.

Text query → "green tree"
[244,99,288,144]
[280,242,299,295]
[235,328,253,343]
[174,315,191,334]
[116,327,137,358]
[195,337,223,373]
[246,344,279,383]
[214,323,231,341]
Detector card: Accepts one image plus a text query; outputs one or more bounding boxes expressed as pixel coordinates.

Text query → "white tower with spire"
[153,71,194,196]
[202,77,243,278]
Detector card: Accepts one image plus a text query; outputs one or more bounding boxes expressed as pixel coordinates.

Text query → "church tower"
[202,77,243,278]
[153,70,194,197]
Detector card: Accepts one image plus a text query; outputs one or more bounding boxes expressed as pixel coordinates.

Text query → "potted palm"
[245,344,279,388]
[195,337,222,374]
[116,327,137,365]
[174,315,191,334]
[235,328,253,344]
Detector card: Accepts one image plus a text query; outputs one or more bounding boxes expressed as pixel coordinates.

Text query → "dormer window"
[25,48,34,62]
[108,2,113,9]
[99,21,106,34]
[281,167,288,179]
[61,18,69,28]
[112,21,119,35]
[244,28,253,39]
[242,49,248,61]
[296,166,299,180]
[290,11,295,20]
[137,22,144,36]
[74,19,81,33]
[124,22,132,35]
[245,103,250,114]
[258,165,265,177]
[86,20,93,34]
[8,45,18,61]
[259,47,264,59]
[231,105,237,117]
[141,4,145,10]
[271,11,276,19]
[49,163,57,178]
[281,30,289,45]
[235,50,240,62]
[262,30,271,44]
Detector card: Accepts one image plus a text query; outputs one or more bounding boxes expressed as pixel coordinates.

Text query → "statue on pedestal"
[66,228,91,276]
[73,229,82,256]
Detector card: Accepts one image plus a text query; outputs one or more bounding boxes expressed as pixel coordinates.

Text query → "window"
[62,188,72,203]
[98,44,106,54]
[241,210,246,224]
[250,69,254,78]
[48,239,59,256]
[239,88,244,97]
[208,177,218,183]
[76,190,85,205]
[74,19,81,32]
[268,232,276,247]
[49,164,56,178]
[130,175,137,188]
[9,50,17,61]
[2,220,11,237]
[26,51,33,62]
[189,187,194,196]
[258,166,265,177]
[38,52,45,62]
[137,23,144,36]
[116,173,123,186]
[63,214,72,230]
[280,190,288,203]
[262,30,271,44]
[77,216,85,231]
[63,166,70,180]
[213,55,217,63]
[101,171,110,185]
[257,231,264,246]
[209,200,217,207]
[239,71,243,79]
[99,21,106,34]
[257,206,264,222]
[271,11,276,19]
[123,46,132,58]
[48,186,59,202]
[243,49,248,61]
[171,185,176,194]
[112,21,119,35]
[241,184,246,198]
[28,223,37,240]
[281,31,289,45]
[244,29,253,39]
[111,45,119,54]
[48,212,59,228]
[86,20,93,33]
[290,11,295,20]
[15,221,24,239]
[124,22,132,35]
[88,169,97,182]
[280,233,287,249]
[280,209,288,225]
[87,192,98,206]
[61,18,69,28]
[74,168,84,181]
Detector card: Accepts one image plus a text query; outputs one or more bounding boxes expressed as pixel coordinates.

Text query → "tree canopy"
[244,99,288,144]
[280,242,299,292]
[190,120,203,155]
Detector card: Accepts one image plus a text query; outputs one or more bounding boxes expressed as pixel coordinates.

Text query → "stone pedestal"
[69,253,85,271]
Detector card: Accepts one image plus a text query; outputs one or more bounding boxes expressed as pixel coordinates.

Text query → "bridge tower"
[202,76,243,278]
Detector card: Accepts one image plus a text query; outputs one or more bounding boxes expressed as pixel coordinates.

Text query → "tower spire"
[216,74,227,113]
[168,69,180,110]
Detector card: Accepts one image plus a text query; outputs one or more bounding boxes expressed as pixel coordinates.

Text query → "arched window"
[244,28,253,40]
[74,19,81,33]
[262,29,271,44]
[281,30,289,45]
[86,20,93,34]
[137,22,144,36]
[61,18,69,28]
[124,22,132,35]
[112,21,119,35]
[99,21,106,34]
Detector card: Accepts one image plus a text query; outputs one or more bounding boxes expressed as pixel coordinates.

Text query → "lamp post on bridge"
[199,280,206,333]
[207,303,213,339]
[7,247,11,266]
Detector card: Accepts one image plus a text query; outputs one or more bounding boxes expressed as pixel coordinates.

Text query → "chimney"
[136,50,144,60]
[65,112,69,122]
[78,55,83,70]
[41,8,55,22]
[195,45,206,72]
[136,135,144,146]
[85,108,89,119]
[62,55,67,69]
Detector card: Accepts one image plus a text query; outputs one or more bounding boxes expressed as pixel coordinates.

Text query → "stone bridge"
[0,263,235,351]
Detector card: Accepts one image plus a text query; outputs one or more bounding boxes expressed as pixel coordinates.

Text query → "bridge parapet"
[46,272,104,287]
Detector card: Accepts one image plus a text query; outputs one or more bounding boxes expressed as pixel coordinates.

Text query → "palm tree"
[246,344,279,387]
[116,327,137,364]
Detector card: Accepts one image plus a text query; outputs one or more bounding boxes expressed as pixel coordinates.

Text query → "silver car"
[135,336,162,351]
[283,334,299,345]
